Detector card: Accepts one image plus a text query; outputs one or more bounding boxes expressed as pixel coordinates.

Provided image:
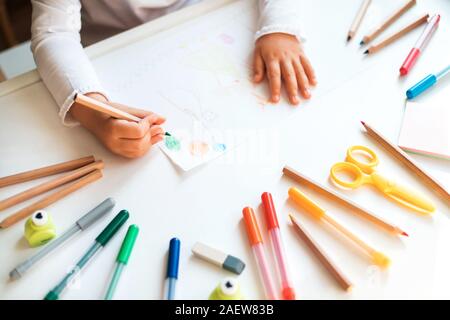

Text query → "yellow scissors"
[330,145,435,215]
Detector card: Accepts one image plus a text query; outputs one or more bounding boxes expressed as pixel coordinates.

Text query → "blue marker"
[164,238,180,300]
[406,64,450,99]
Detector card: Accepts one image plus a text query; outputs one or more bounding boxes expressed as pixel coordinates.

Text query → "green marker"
[44,210,129,300]
[104,224,139,300]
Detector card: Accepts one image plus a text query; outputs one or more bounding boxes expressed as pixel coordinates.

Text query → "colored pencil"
[0,156,95,188]
[74,93,141,122]
[361,121,450,203]
[0,170,103,228]
[347,0,371,42]
[282,166,408,237]
[289,214,353,291]
[364,14,429,55]
[360,0,416,45]
[0,161,104,211]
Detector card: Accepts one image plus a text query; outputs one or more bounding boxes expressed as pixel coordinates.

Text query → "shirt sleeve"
[30,0,108,127]
[255,0,302,42]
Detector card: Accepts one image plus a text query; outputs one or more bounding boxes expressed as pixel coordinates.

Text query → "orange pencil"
[0,170,103,228]
[364,14,429,55]
[74,93,141,122]
[0,156,95,188]
[360,0,416,45]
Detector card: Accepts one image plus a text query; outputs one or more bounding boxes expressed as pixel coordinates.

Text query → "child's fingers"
[280,60,299,105]
[253,51,265,83]
[109,118,150,139]
[300,53,317,86]
[266,60,282,103]
[150,125,164,137]
[293,58,311,99]
[153,116,166,125]
[118,130,152,157]
[151,134,164,145]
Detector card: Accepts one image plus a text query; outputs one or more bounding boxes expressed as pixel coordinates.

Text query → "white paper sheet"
[92,0,382,170]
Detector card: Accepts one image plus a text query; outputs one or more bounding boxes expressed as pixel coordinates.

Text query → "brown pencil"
[361,121,450,204]
[74,93,141,122]
[0,156,95,188]
[0,170,103,228]
[364,14,429,54]
[0,161,104,211]
[289,213,353,291]
[360,0,416,45]
[347,0,372,42]
[283,166,408,236]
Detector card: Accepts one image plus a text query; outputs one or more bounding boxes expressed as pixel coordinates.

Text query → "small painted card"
[160,126,231,171]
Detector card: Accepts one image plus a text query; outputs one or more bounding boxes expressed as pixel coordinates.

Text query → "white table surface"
[0,0,449,300]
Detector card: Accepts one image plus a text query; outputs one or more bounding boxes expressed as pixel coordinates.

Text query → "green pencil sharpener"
[24,210,56,247]
[209,277,244,300]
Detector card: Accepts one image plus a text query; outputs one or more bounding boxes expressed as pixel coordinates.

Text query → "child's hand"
[253,33,317,105]
[70,93,166,158]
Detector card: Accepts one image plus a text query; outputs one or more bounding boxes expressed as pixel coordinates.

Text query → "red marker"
[400,14,440,76]
[261,192,296,300]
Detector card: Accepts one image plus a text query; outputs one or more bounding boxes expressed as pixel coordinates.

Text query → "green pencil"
[105,224,139,300]
[44,210,129,300]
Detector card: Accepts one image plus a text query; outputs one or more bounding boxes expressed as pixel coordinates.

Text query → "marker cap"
[400,48,420,76]
[167,238,180,279]
[406,74,436,99]
[242,207,263,245]
[76,198,115,230]
[117,224,139,264]
[261,192,279,230]
[288,187,326,220]
[95,210,129,246]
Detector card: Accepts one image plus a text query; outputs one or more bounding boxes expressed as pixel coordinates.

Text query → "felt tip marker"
[261,192,296,300]
[400,14,440,76]
[9,198,115,280]
[242,207,277,300]
[44,210,129,300]
[164,238,180,300]
[406,64,450,99]
[105,224,139,300]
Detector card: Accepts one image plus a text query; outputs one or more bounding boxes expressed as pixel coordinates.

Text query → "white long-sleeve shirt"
[30,0,302,126]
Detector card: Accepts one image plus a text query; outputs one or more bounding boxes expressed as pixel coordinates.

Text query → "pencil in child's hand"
[74,93,141,122]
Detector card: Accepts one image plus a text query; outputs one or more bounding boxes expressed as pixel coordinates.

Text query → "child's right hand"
[70,93,166,158]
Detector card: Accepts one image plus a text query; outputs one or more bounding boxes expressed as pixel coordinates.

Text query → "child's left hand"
[253,33,317,105]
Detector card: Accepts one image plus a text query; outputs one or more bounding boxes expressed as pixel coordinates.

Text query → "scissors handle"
[371,173,435,215]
